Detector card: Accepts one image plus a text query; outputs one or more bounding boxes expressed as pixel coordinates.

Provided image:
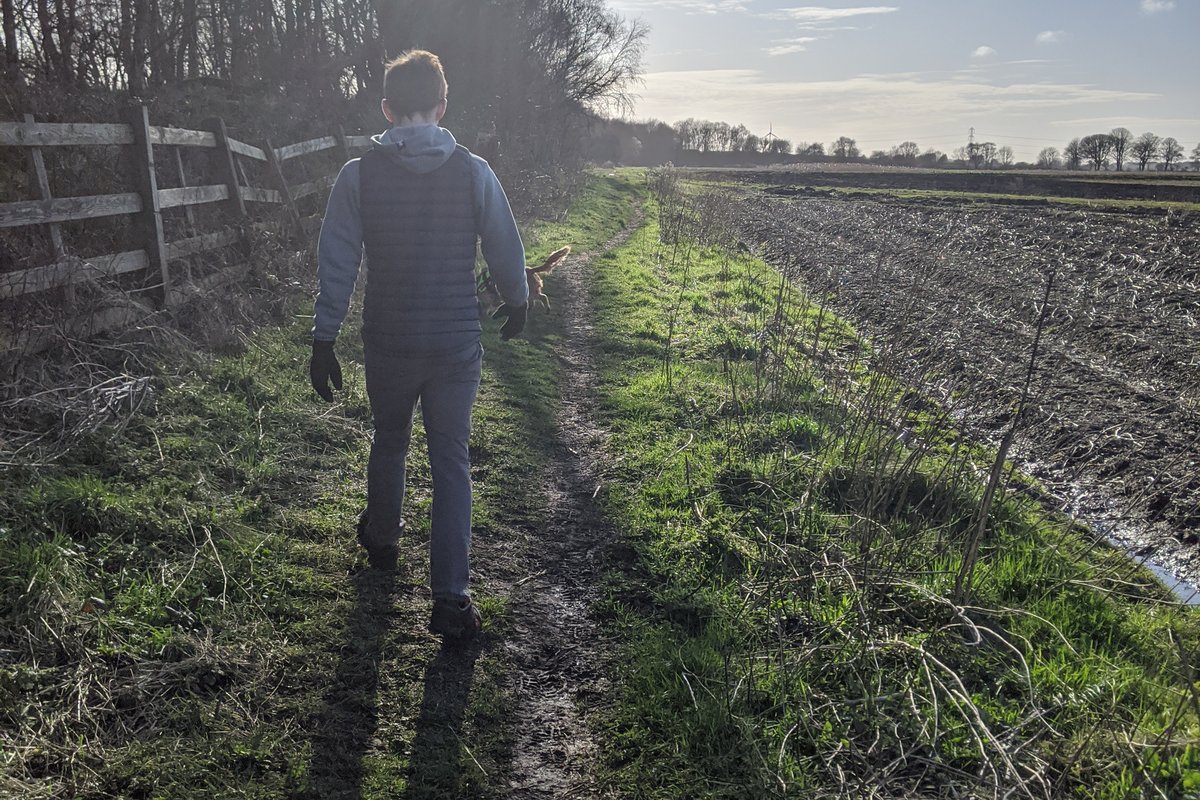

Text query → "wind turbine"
[762,122,778,149]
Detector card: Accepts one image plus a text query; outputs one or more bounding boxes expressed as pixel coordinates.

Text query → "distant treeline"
[588,117,1200,171]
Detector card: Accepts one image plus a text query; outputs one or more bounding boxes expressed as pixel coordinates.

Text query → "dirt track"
[733,189,1200,586]
[487,210,641,797]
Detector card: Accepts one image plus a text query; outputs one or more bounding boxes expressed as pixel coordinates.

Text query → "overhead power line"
[976,132,1063,143]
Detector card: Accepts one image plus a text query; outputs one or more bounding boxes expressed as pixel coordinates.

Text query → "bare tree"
[1109,127,1132,171]
[975,141,997,168]
[1036,146,1060,169]
[728,123,748,152]
[766,137,791,155]
[1192,142,1200,170]
[1131,132,1160,171]
[712,121,732,151]
[529,0,647,113]
[832,135,859,159]
[1079,133,1115,170]
[1063,137,1083,170]
[997,145,1014,167]
[918,148,944,166]
[1160,137,1183,171]
[676,118,700,151]
[892,140,919,162]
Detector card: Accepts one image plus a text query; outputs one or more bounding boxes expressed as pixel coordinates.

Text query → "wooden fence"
[0,105,371,355]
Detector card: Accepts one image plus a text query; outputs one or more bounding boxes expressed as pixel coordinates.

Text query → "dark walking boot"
[429,596,483,639]
[356,509,400,571]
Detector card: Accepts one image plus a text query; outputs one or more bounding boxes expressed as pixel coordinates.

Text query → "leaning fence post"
[205,116,248,220]
[23,113,74,304]
[126,104,171,307]
[264,137,302,237]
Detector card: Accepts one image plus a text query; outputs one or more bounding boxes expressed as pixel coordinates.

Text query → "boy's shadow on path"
[399,637,484,798]
[307,565,482,800]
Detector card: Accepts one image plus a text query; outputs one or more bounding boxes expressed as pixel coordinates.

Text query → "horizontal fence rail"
[0,121,135,146]
[0,107,371,355]
[0,250,149,299]
[276,135,338,161]
[0,193,143,228]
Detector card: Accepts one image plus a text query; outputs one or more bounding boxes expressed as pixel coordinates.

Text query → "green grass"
[6,166,1199,799]
[587,174,1200,798]
[0,171,641,799]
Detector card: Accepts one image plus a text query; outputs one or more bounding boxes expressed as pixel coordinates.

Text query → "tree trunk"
[53,0,76,82]
[312,0,323,59]
[132,0,150,91]
[148,0,170,85]
[2,0,20,83]
[183,0,198,79]
[211,0,226,78]
[35,0,61,79]
[228,0,244,84]
[120,0,142,93]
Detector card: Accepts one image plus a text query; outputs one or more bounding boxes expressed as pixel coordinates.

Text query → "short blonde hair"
[383,50,448,118]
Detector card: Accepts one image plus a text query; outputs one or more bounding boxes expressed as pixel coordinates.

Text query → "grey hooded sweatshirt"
[313,124,527,343]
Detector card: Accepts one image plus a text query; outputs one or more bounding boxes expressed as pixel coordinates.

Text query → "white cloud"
[1035,30,1063,44]
[766,36,819,56]
[631,69,1160,123]
[608,0,747,13]
[972,46,997,58]
[770,6,899,21]
[1049,115,1199,129]
[1140,0,1176,13]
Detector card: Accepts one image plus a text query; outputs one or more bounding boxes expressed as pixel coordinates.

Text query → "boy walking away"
[309,50,529,639]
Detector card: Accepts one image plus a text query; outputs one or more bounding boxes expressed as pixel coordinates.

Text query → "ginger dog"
[525,245,571,309]
[480,245,571,314]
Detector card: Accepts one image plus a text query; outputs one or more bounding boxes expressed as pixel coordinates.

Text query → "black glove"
[492,303,528,341]
[310,339,342,401]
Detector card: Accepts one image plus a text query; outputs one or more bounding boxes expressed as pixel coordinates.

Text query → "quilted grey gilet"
[359,145,480,355]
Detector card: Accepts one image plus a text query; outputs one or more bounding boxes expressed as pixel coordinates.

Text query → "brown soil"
[718,168,1200,204]
[732,190,1200,589]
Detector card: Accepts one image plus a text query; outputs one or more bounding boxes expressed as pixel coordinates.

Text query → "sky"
[604,0,1199,162]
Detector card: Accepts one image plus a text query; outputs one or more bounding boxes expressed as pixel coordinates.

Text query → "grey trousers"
[363,341,482,601]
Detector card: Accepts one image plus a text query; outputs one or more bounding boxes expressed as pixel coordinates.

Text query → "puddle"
[1131,551,1200,606]
[1088,508,1200,607]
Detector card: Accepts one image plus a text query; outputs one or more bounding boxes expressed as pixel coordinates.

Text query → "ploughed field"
[706,164,1200,205]
[728,177,1200,582]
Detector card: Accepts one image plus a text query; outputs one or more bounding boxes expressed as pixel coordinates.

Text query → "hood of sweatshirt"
[370,124,459,175]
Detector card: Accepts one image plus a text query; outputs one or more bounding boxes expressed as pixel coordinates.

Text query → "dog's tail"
[528,245,571,274]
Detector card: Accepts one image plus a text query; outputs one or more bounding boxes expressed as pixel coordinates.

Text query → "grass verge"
[589,170,1200,798]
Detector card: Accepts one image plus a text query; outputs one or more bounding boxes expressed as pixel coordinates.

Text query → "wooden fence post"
[335,125,352,162]
[171,146,198,283]
[263,137,302,236]
[205,116,248,219]
[171,147,200,237]
[126,104,171,306]
[23,113,73,303]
